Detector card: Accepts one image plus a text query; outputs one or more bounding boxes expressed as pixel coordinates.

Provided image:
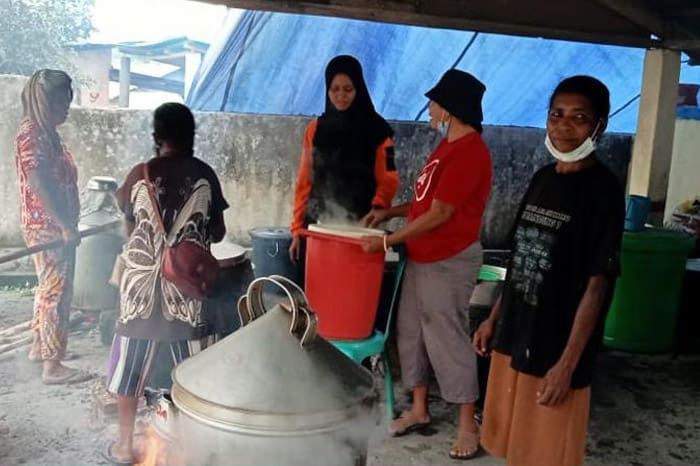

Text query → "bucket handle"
[236,275,318,348]
[266,241,280,258]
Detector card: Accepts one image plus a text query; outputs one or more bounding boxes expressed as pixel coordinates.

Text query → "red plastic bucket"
[300,225,385,340]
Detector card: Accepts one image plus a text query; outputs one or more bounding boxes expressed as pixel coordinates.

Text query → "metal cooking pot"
[168,275,378,466]
[73,176,123,312]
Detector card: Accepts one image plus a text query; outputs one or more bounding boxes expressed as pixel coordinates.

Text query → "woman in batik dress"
[15,69,92,384]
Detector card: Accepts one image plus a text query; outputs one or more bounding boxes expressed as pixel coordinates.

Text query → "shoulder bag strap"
[142,162,167,236]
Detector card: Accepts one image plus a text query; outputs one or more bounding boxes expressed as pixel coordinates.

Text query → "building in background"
[69,37,208,109]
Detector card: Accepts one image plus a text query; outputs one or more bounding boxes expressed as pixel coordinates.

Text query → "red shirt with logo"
[407,132,492,263]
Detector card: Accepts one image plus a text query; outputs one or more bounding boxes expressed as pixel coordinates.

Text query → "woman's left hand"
[361,208,389,228]
[537,361,573,407]
[362,235,384,254]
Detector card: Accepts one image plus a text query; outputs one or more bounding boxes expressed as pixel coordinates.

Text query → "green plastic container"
[478,264,507,281]
[604,228,694,353]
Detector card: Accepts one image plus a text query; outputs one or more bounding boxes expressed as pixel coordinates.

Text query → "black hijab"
[312,55,393,154]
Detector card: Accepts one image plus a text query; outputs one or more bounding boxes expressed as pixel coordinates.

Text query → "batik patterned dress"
[15,118,80,361]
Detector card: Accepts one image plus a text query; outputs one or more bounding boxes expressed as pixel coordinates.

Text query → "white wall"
[665,118,700,221]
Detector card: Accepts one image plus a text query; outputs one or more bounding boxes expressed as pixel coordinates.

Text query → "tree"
[0,0,94,77]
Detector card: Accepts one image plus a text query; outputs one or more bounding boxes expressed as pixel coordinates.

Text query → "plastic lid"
[308,223,385,238]
[622,228,695,252]
[478,264,507,281]
[249,227,292,240]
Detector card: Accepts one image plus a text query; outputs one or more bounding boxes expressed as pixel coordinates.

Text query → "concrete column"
[119,56,131,108]
[627,48,681,223]
[184,52,202,99]
[664,119,700,222]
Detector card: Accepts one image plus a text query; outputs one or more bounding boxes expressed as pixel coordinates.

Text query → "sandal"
[30,351,79,362]
[388,411,431,437]
[449,429,480,460]
[100,440,136,466]
[42,368,94,385]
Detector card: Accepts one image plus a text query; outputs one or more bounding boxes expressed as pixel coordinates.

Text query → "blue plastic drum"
[248,227,301,285]
[625,195,651,232]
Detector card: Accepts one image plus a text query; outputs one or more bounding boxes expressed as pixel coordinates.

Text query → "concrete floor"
[0,287,698,466]
[368,349,700,466]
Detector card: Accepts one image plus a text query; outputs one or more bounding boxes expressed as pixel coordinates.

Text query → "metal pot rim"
[171,383,377,434]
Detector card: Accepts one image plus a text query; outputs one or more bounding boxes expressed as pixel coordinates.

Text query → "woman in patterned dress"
[104,103,228,465]
[15,69,92,385]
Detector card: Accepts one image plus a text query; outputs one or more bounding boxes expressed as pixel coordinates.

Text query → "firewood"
[0,320,31,338]
[0,331,30,345]
[0,336,31,355]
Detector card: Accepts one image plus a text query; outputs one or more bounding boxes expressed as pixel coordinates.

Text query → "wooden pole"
[0,336,31,355]
[0,320,31,338]
[0,221,121,266]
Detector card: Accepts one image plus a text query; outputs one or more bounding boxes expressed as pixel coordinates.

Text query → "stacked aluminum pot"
[159,276,378,466]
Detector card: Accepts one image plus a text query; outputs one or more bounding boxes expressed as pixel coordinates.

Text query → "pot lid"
[210,240,247,267]
[171,276,375,432]
[308,223,385,238]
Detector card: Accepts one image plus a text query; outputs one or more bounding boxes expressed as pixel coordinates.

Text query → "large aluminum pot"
[73,176,123,311]
[169,276,378,466]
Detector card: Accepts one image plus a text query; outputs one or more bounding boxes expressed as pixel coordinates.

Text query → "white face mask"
[436,110,450,138]
[544,122,601,163]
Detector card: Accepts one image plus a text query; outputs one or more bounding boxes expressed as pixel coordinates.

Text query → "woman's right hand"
[361,208,390,228]
[473,319,495,357]
[289,236,301,263]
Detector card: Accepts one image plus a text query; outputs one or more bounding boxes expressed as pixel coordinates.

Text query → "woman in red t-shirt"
[15,70,91,385]
[363,69,493,460]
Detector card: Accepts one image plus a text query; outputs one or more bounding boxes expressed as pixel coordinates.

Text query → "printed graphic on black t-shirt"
[512,206,572,306]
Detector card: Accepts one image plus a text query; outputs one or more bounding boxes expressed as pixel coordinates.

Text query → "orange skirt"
[481,352,590,466]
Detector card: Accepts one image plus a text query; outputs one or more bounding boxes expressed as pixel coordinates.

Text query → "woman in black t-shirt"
[473,76,625,466]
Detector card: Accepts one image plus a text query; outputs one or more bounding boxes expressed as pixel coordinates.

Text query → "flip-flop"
[448,430,480,460]
[99,440,135,466]
[42,369,94,385]
[29,351,79,362]
[388,411,431,437]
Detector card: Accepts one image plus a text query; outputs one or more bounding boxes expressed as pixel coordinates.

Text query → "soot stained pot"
[168,276,378,466]
[73,176,123,312]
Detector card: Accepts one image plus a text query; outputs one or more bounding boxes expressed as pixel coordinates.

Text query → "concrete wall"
[73,48,112,107]
[665,118,700,221]
[0,74,632,249]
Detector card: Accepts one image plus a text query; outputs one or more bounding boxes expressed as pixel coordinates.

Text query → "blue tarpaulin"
[187,10,700,133]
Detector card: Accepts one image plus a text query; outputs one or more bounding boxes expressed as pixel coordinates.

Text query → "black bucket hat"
[425,69,486,129]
